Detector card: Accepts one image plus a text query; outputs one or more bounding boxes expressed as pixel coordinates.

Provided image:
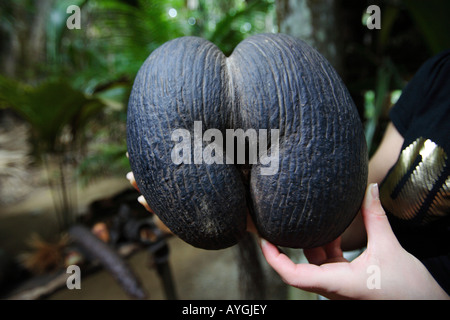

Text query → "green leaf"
[209,0,272,55]
[76,143,129,186]
[0,76,107,154]
[405,0,450,54]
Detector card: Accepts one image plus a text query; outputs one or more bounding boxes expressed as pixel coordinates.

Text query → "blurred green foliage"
[0,0,276,164]
[0,0,275,229]
[359,0,450,156]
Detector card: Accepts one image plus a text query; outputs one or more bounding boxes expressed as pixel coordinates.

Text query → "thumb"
[362,183,399,248]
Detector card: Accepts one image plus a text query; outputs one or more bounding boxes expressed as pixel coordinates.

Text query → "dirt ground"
[0,114,317,300]
[0,175,317,300]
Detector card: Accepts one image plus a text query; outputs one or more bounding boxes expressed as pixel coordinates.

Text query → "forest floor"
[0,173,316,300]
[0,112,317,300]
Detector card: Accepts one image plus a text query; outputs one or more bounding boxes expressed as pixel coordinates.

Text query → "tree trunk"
[25,0,53,74]
[276,0,343,75]
[0,0,53,79]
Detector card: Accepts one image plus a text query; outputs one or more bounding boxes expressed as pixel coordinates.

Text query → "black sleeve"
[389,49,450,140]
[422,253,450,296]
[383,50,450,296]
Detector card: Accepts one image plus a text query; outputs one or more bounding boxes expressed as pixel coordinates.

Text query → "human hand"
[125,152,153,213]
[125,153,173,235]
[126,170,174,235]
[125,171,153,213]
[260,183,449,300]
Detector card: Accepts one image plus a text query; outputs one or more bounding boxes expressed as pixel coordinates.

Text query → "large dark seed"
[127,33,368,250]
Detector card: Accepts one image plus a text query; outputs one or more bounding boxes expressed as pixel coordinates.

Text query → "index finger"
[260,238,355,297]
[126,171,140,192]
[260,239,322,288]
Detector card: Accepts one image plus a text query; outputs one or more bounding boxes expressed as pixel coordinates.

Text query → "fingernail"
[364,183,377,208]
[370,183,379,201]
[364,183,385,216]
[137,195,146,205]
[126,172,133,181]
[259,238,267,247]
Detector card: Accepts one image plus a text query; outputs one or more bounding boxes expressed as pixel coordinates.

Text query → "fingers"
[125,153,140,191]
[138,195,154,213]
[324,237,344,260]
[153,215,173,235]
[260,239,302,283]
[304,246,327,265]
[258,184,404,300]
[126,171,140,192]
[260,239,327,289]
[304,237,344,265]
[126,170,153,213]
[260,238,356,299]
[361,183,398,248]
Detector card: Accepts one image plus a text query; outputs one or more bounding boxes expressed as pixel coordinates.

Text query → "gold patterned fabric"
[379,50,450,295]
[380,137,450,225]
